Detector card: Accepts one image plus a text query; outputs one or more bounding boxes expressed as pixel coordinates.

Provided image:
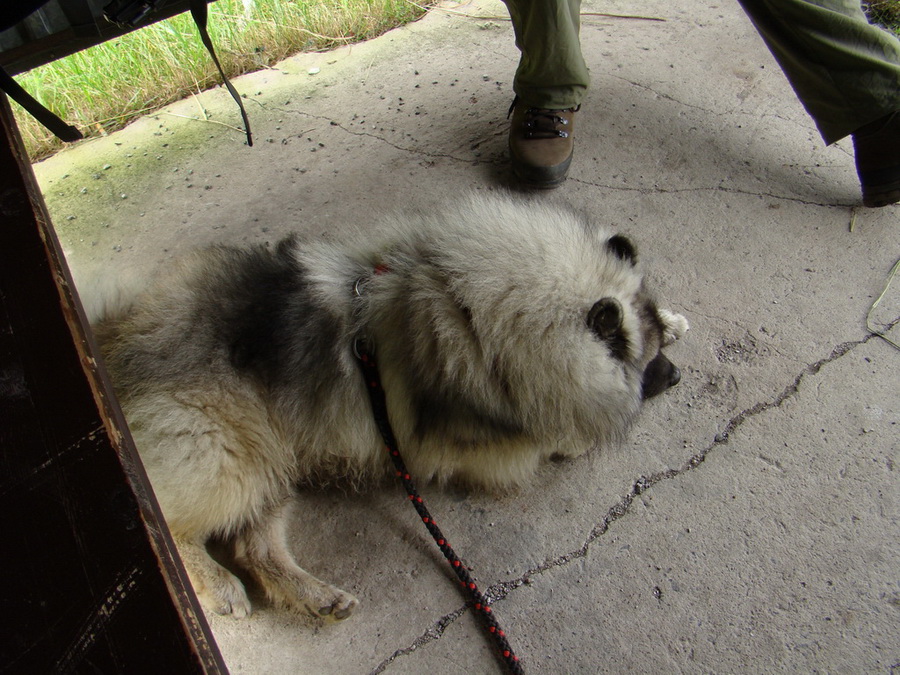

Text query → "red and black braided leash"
[355,340,524,674]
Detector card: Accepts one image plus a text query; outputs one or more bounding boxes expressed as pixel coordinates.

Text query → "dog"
[88,192,688,620]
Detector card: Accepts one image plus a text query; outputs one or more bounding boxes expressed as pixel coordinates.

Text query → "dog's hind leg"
[175,536,252,618]
[234,499,359,621]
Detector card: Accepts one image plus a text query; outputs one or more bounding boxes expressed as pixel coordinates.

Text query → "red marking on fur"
[374,264,389,275]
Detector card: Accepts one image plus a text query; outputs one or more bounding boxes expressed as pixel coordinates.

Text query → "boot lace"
[508,96,580,140]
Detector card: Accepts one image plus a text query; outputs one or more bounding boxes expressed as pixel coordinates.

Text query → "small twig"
[163,111,246,135]
[581,12,666,22]
[401,0,665,22]
[849,206,858,232]
[865,257,900,350]
[191,88,209,121]
[92,104,168,126]
[401,0,506,20]
[361,57,377,86]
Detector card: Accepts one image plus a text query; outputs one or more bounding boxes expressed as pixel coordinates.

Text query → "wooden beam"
[0,91,227,673]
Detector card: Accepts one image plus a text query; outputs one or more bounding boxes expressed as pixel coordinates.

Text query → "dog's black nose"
[641,352,681,399]
[669,366,681,388]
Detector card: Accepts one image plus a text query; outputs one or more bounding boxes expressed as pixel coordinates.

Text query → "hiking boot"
[508,97,579,188]
[852,111,900,207]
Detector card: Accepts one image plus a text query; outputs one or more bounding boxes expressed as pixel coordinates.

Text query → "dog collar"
[352,262,389,298]
[352,263,389,357]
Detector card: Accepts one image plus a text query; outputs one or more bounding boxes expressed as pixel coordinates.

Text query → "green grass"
[13,0,428,160]
[13,1,899,160]
[866,0,900,32]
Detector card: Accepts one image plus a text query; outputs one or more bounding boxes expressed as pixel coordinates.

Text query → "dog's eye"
[587,298,629,361]
[587,298,621,339]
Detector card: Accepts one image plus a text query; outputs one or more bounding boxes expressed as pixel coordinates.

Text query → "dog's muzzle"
[640,351,681,399]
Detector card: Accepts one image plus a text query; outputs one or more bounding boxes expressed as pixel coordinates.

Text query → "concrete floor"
[33,0,898,672]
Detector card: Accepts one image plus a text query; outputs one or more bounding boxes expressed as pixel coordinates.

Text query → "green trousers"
[504,0,900,143]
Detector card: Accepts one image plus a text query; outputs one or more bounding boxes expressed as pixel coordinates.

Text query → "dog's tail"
[73,263,147,325]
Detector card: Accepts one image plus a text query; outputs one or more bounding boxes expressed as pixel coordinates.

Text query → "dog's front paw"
[305,586,359,622]
[198,569,252,618]
[659,309,689,345]
[257,564,360,621]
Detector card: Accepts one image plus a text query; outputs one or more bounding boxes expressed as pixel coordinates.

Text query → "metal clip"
[353,335,374,360]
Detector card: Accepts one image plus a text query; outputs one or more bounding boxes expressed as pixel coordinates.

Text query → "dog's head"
[586,234,683,400]
[366,194,687,474]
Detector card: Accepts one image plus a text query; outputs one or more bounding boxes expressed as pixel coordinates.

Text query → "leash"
[354,339,524,674]
[188,0,253,147]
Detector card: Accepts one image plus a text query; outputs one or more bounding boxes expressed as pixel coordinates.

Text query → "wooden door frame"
[0,92,227,673]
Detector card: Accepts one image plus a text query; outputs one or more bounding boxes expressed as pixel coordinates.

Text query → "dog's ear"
[275,233,298,257]
[607,235,637,265]
[587,298,623,340]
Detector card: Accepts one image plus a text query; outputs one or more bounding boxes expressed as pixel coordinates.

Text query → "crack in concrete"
[568,177,856,208]
[257,99,851,207]
[253,101,479,162]
[370,323,898,672]
[608,75,721,115]
[369,606,468,674]
[325,121,475,162]
[607,74,816,134]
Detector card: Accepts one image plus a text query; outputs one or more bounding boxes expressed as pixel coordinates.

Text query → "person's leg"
[505,0,589,109]
[738,0,900,205]
[504,0,589,187]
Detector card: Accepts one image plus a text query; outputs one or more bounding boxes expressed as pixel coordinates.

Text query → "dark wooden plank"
[0,91,227,674]
[0,1,208,74]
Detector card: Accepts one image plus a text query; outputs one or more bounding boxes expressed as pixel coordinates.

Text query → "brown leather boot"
[508,97,579,188]
[852,111,900,208]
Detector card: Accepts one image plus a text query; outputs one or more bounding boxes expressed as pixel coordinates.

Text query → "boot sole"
[510,152,573,189]
[860,173,900,207]
[863,188,900,208]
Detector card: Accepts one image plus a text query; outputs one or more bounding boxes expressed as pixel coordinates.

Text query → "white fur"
[90,192,687,619]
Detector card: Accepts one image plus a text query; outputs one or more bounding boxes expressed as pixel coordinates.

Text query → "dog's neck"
[351,263,390,357]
